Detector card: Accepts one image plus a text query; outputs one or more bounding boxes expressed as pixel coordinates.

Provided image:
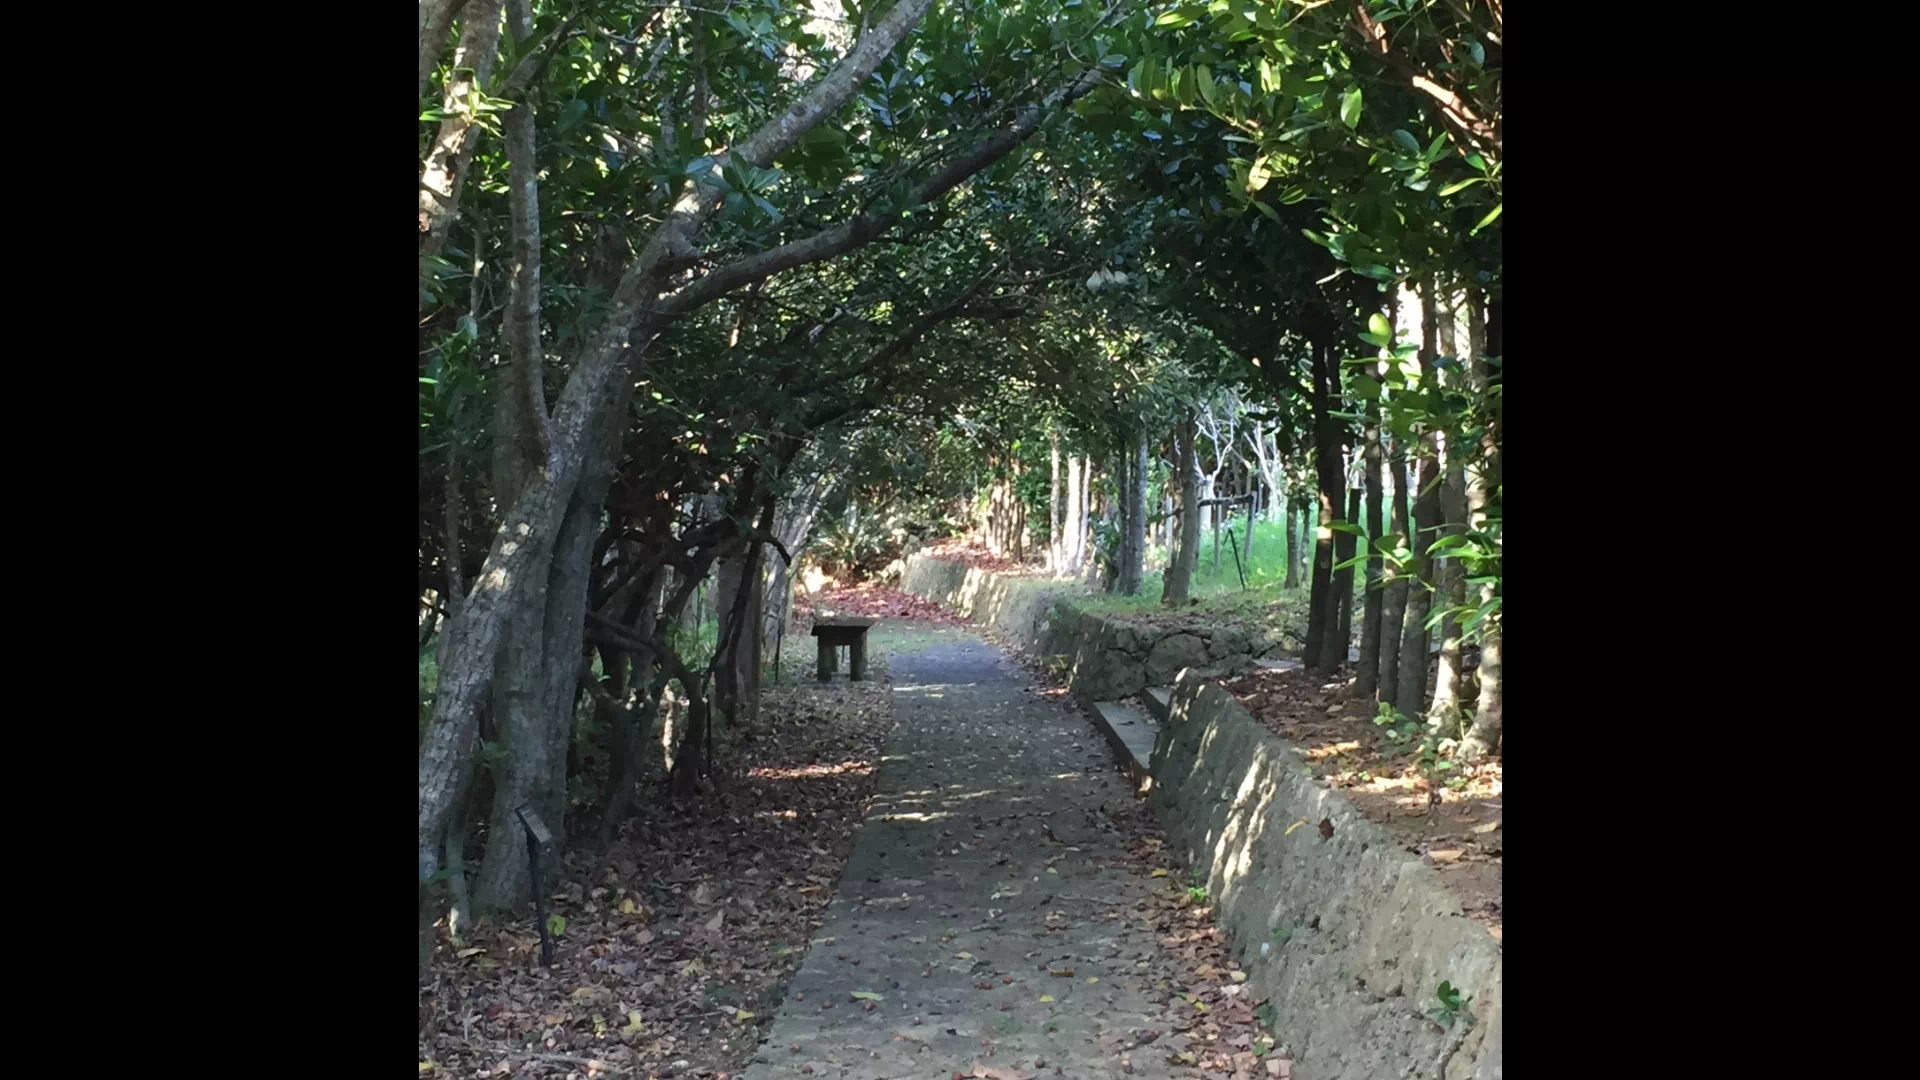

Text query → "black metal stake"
[1226,527,1249,591]
[515,806,555,967]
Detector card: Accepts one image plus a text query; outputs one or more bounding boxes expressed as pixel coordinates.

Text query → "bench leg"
[817,640,835,682]
[850,635,867,682]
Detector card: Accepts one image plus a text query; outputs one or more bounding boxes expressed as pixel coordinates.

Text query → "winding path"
[741,623,1185,1080]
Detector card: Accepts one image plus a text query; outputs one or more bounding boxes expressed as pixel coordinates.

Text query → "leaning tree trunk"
[1305,340,1344,671]
[1162,412,1202,605]
[1460,286,1502,761]
[419,0,507,260]
[420,0,951,913]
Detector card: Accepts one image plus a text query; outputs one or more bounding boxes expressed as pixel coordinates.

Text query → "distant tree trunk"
[1050,433,1063,571]
[1305,339,1345,671]
[1333,486,1360,666]
[1243,480,1256,562]
[1427,291,1470,726]
[1379,439,1410,710]
[1460,287,1502,761]
[1356,379,1386,698]
[1394,284,1444,719]
[1283,497,1301,589]
[1162,412,1201,605]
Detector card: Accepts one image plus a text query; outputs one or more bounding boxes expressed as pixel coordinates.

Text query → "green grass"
[1080,512,1314,615]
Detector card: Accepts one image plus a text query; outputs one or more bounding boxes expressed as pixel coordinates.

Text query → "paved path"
[742,624,1183,1080]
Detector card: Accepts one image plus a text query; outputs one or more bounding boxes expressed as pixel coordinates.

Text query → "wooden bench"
[810,617,878,682]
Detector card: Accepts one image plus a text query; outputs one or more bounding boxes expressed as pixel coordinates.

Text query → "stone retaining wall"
[1150,674,1503,1080]
[901,555,1273,700]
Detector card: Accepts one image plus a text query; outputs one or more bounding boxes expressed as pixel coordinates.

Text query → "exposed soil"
[1221,666,1503,942]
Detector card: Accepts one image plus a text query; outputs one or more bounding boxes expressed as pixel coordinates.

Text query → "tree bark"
[1049,432,1063,571]
[1394,285,1445,721]
[1460,287,1502,761]
[1123,432,1148,593]
[420,0,507,258]
[419,0,474,102]
[1162,412,1201,605]
[1378,441,1410,709]
[1283,498,1301,589]
[1305,340,1344,671]
[1332,480,1359,670]
[1427,292,1471,726]
[1355,373,1386,698]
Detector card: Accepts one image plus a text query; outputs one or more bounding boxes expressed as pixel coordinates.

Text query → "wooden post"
[817,639,836,682]
[850,634,868,681]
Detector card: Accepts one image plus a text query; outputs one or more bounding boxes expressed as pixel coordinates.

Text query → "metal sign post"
[515,806,555,967]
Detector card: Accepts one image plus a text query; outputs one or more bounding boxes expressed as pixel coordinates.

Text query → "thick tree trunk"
[1460,287,1502,761]
[1305,340,1344,671]
[1162,413,1201,605]
[1356,387,1386,698]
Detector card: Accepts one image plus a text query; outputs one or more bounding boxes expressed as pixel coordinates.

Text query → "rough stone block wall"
[1150,675,1503,1080]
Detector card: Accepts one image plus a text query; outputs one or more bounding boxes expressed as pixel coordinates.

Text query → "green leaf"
[547,915,568,937]
[1470,203,1503,235]
[1339,86,1362,128]
[1196,64,1217,107]
[1252,199,1282,222]
[1155,9,1195,27]
[1368,312,1392,340]
[1391,129,1420,153]
[1438,177,1485,196]
[850,991,884,1001]
[1465,152,1488,174]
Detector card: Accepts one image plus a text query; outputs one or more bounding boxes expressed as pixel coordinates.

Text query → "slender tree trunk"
[1305,340,1344,671]
[1356,380,1386,698]
[1242,476,1256,562]
[1379,437,1410,704]
[1394,284,1444,718]
[1122,432,1148,593]
[1049,433,1063,570]
[1460,287,1502,761]
[1162,412,1201,605]
[1332,487,1359,665]
[1283,497,1301,589]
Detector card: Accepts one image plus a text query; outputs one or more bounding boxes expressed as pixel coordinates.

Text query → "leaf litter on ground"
[419,650,898,1079]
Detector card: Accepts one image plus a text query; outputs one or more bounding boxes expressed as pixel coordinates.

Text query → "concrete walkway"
[741,623,1184,1080]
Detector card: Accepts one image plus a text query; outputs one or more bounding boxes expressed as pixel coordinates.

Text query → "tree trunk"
[1356,380,1386,698]
[419,0,474,102]
[1243,479,1256,562]
[1460,287,1502,762]
[1333,486,1359,667]
[1394,285,1445,714]
[1049,433,1063,571]
[1162,413,1201,605]
[1379,439,1410,710]
[1120,432,1148,594]
[1305,340,1344,671]
[1283,498,1301,589]
[419,0,507,259]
